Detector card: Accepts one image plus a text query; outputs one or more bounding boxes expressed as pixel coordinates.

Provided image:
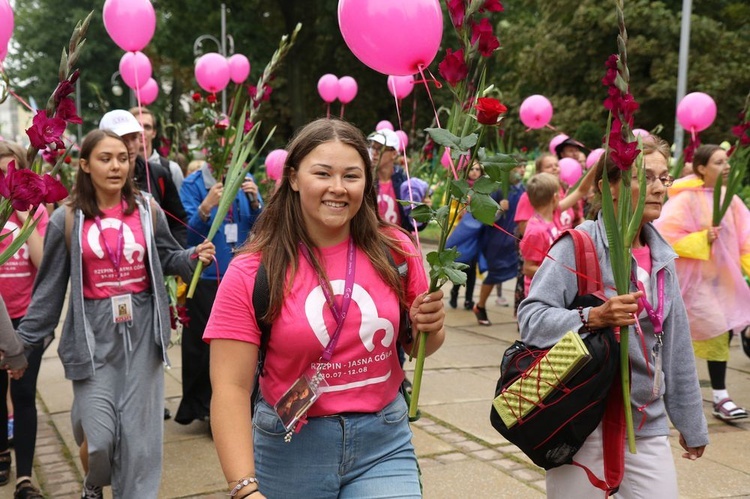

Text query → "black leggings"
[706,331,735,391]
[0,318,45,478]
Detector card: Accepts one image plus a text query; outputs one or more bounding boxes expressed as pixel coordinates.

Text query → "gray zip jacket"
[0,296,27,371]
[517,216,709,448]
[17,195,197,380]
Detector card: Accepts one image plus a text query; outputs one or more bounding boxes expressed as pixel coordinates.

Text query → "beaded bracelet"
[238,489,260,499]
[576,306,591,332]
[228,476,259,497]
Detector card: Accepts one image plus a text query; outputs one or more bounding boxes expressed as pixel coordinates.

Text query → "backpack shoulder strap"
[252,261,272,373]
[64,205,74,252]
[567,229,602,297]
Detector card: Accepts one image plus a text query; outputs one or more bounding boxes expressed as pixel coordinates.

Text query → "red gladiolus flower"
[52,70,79,104]
[244,119,254,134]
[55,97,83,125]
[0,162,47,211]
[480,0,504,13]
[447,0,466,28]
[470,18,500,57]
[41,174,68,203]
[206,94,217,104]
[42,149,57,165]
[192,92,202,102]
[609,139,640,171]
[25,111,66,150]
[475,97,507,125]
[438,48,468,87]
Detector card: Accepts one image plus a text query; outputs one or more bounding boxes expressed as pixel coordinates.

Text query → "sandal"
[741,327,750,359]
[712,398,749,422]
[14,480,44,499]
[0,450,10,486]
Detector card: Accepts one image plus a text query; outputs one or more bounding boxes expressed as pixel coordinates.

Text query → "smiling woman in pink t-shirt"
[205,119,445,499]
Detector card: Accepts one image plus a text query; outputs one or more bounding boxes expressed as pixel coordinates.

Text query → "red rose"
[206,94,217,104]
[64,156,72,164]
[474,97,507,125]
[470,18,500,57]
[438,48,468,87]
[192,92,202,102]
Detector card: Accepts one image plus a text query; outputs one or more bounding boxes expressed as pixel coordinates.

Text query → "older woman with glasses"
[655,144,750,423]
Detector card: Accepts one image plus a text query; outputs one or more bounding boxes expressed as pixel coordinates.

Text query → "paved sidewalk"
[4,276,750,498]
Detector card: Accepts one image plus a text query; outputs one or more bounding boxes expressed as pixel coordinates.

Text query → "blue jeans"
[253,394,420,498]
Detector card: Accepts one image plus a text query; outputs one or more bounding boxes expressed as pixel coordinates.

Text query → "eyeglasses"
[370,143,395,153]
[632,173,674,187]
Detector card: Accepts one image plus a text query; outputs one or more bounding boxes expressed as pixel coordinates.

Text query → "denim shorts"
[253,393,420,498]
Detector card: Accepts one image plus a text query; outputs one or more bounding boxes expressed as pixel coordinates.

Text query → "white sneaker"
[495,296,509,307]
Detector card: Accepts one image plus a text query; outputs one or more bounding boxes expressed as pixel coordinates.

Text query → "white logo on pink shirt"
[86,218,145,264]
[3,221,29,262]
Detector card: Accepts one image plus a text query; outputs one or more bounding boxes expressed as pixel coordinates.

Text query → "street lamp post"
[110,71,135,108]
[673,0,692,161]
[193,3,234,115]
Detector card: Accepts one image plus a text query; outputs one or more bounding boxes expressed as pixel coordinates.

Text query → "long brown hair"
[68,129,138,218]
[0,141,29,170]
[243,118,407,323]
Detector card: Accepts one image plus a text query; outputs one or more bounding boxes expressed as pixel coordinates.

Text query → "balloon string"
[391,88,421,253]
[340,104,345,119]
[410,92,418,146]
[416,66,459,181]
[133,65,152,195]
[326,103,330,120]
[6,88,34,112]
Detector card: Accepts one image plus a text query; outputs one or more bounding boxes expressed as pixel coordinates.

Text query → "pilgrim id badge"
[224,223,238,244]
[111,294,133,324]
[274,371,327,432]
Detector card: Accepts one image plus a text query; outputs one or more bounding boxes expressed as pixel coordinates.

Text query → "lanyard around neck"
[94,205,125,282]
[631,268,665,334]
[299,238,356,362]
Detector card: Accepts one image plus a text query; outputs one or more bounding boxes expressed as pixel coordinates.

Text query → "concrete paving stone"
[412,426,454,457]
[36,451,68,465]
[671,437,750,498]
[45,480,82,496]
[422,423,452,435]
[41,460,77,475]
[437,431,467,443]
[491,458,525,471]
[435,452,469,463]
[425,400,508,446]
[416,369,496,406]
[34,443,63,457]
[421,459,545,499]
[417,457,442,469]
[453,439,486,452]
[411,417,435,428]
[511,467,544,482]
[34,435,59,447]
[471,448,502,461]
[41,470,79,486]
[158,436,225,498]
[531,479,547,492]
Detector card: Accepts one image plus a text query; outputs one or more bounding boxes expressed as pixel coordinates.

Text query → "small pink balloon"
[103,0,156,52]
[0,0,14,47]
[677,92,717,133]
[586,148,605,169]
[376,120,394,131]
[337,76,358,104]
[548,134,569,155]
[265,149,288,180]
[559,158,583,186]
[395,130,408,151]
[338,0,443,76]
[195,53,231,93]
[519,95,553,129]
[228,54,251,84]
[119,51,152,90]
[137,78,159,105]
[632,128,649,138]
[387,75,415,99]
[441,148,469,170]
[317,74,339,104]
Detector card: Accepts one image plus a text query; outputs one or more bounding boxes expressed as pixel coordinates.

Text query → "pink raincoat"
[654,175,750,340]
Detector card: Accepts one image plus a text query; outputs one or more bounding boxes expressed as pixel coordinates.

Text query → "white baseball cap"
[99,109,143,136]
[367,129,400,150]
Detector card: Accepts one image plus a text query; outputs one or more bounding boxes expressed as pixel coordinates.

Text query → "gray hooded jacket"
[17,195,196,380]
[517,215,709,448]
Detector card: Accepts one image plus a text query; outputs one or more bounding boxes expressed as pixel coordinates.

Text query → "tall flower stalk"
[599,0,645,453]
[406,0,518,419]
[186,24,301,298]
[713,93,750,226]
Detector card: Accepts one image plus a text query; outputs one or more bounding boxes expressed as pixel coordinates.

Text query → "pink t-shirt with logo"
[514,189,575,230]
[81,205,150,299]
[377,180,401,226]
[0,206,49,318]
[519,215,559,294]
[204,228,428,416]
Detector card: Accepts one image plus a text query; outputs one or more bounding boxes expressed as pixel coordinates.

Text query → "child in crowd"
[519,173,561,295]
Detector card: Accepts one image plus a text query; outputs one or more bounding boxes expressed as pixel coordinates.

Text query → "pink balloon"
[119,51,152,90]
[0,0,14,46]
[376,120,394,131]
[519,95,553,129]
[441,148,469,170]
[194,53,231,93]
[387,75,415,99]
[676,92,717,133]
[338,0,443,76]
[395,130,408,150]
[0,45,7,64]
[265,149,288,181]
[337,76,358,104]
[228,54,251,84]
[586,148,605,169]
[548,134,569,155]
[632,128,649,137]
[559,158,583,186]
[103,0,156,52]
[317,74,339,104]
[137,78,159,105]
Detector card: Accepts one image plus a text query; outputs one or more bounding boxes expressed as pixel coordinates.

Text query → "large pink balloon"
[338,0,443,76]
[548,134,569,155]
[265,149,288,181]
[519,95,553,129]
[376,120,394,131]
[119,51,152,90]
[676,92,717,133]
[586,148,605,169]
[103,0,156,52]
[559,158,583,186]
[228,54,251,84]
[317,74,339,103]
[195,53,231,93]
[137,78,159,105]
[0,0,14,46]
[395,130,408,151]
[387,75,415,99]
[337,76,358,104]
